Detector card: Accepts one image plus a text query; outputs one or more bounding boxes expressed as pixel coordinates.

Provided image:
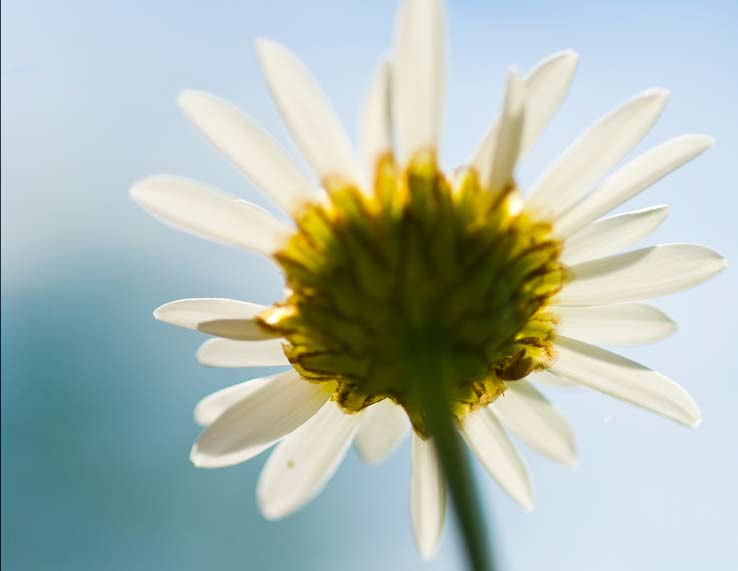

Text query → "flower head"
[258,149,566,435]
[132,0,725,560]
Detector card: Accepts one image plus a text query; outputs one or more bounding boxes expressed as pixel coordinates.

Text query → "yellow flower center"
[258,151,567,436]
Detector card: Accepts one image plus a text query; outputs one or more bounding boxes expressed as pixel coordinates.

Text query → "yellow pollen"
[258,151,567,436]
[261,305,296,327]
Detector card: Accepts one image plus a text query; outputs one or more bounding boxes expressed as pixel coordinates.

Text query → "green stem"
[407,338,496,571]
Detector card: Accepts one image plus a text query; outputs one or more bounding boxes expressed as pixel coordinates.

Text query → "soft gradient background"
[2,1,737,569]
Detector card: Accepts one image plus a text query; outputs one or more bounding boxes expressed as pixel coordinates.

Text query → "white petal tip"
[670,395,702,429]
[356,452,383,467]
[129,175,175,205]
[418,547,438,561]
[254,39,287,70]
[708,253,728,275]
[177,89,216,119]
[256,493,288,522]
[255,37,281,58]
[655,203,671,218]
[697,134,716,149]
[261,512,282,522]
[562,451,578,467]
[195,345,214,367]
[513,487,535,512]
[189,447,206,467]
[132,174,221,223]
[546,445,577,465]
[195,339,233,367]
[258,506,282,522]
[664,319,679,338]
[507,66,521,81]
[129,179,151,205]
[550,50,579,73]
[189,444,237,468]
[151,301,178,324]
[644,87,670,100]
[176,88,199,107]
[189,449,234,469]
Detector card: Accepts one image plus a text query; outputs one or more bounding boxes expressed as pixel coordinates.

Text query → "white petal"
[193,376,272,427]
[256,40,360,184]
[178,90,320,215]
[555,303,677,345]
[528,369,578,388]
[472,50,577,180]
[552,336,701,427]
[153,298,266,331]
[355,399,408,464]
[360,59,392,176]
[559,243,726,306]
[556,135,714,236]
[393,0,445,164]
[190,370,332,468]
[561,206,669,265]
[519,50,578,157]
[131,176,289,254]
[257,402,362,520]
[492,380,576,465]
[526,89,669,217]
[410,435,446,560]
[473,70,525,193]
[462,408,533,510]
[196,338,289,367]
[196,318,274,341]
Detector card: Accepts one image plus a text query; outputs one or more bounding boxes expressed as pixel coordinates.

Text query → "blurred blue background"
[2,0,737,569]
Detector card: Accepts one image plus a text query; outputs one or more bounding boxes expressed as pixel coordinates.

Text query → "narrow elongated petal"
[393,0,445,164]
[257,402,362,520]
[178,90,319,214]
[355,399,408,464]
[191,370,332,468]
[528,369,578,388]
[493,380,576,465]
[474,70,525,193]
[519,50,578,157]
[472,51,577,182]
[131,176,289,254]
[153,298,266,332]
[197,318,276,341]
[194,376,272,426]
[197,338,290,367]
[462,408,533,510]
[555,303,676,345]
[526,89,669,217]
[360,59,392,176]
[256,40,360,184]
[552,336,701,427]
[410,435,446,560]
[561,206,669,265]
[556,135,714,237]
[559,244,726,306]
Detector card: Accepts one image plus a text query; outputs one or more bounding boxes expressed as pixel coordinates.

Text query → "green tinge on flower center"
[258,151,567,436]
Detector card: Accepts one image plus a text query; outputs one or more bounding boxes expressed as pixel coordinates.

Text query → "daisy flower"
[131,0,725,565]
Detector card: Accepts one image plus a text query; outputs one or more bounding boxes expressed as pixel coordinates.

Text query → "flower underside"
[259,151,568,436]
